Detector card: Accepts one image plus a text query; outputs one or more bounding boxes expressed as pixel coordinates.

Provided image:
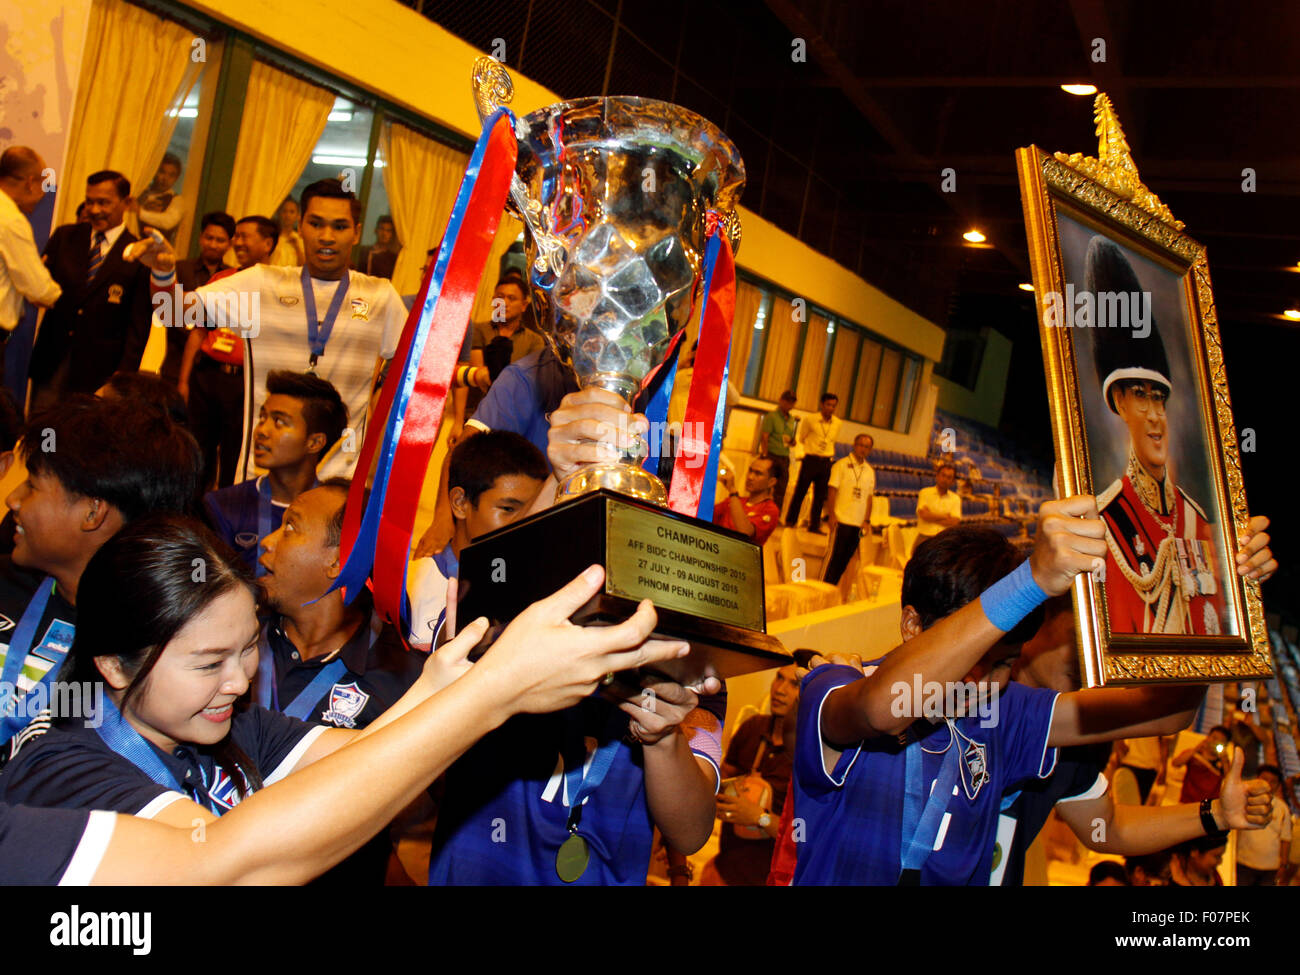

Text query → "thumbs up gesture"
[1217,749,1274,830]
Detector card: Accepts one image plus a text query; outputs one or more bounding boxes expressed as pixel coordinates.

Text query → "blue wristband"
[979,559,1048,632]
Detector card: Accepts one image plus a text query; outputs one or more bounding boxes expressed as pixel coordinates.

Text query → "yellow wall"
[182,0,945,362]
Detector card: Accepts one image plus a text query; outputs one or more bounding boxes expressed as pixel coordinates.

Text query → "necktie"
[87,230,106,283]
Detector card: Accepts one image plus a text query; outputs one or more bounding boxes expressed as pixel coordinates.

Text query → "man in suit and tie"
[30,170,152,410]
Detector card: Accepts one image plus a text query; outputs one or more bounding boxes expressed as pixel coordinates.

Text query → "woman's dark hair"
[64,514,264,797]
[902,525,1044,642]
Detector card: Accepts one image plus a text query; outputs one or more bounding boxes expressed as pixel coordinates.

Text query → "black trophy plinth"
[456,489,791,686]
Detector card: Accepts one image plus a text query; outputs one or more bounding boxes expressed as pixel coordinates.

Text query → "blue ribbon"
[563,737,622,828]
[330,107,515,634]
[93,694,186,795]
[282,659,349,721]
[640,342,679,477]
[692,232,730,522]
[900,728,961,878]
[0,577,56,744]
[301,266,350,364]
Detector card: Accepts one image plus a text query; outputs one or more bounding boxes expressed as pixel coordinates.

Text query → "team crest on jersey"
[350,297,370,321]
[320,681,369,728]
[206,767,244,812]
[234,531,259,550]
[278,295,300,306]
[961,738,989,799]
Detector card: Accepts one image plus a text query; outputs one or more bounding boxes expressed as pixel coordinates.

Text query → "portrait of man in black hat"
[1081,235,1230,636]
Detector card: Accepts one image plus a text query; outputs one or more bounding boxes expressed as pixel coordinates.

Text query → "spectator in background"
[360,215,400,279]
[0,147,61,343]
[31,171,152,408]
[162,211,236,385]
[1113,735,1168,804]
[823,433,874,585]
[1087,861,1129,886]
[1229,709,1272,778]
[270,197,306,266]
[916,462,962,537]
[715,455,780,547]
[1173,726,1230,803]
[786,392,839,535]
[74,202,89,224]
[179,215,278,489]
[203,370,344,575]
[97,371,189,427]
[1126,850,1173,886]
[134,153,185,245]
[702,665,798,886]
[1168,835,1225,886]
[757,389,798,519]
[1235,764,1292,885]
[468,272,543,415]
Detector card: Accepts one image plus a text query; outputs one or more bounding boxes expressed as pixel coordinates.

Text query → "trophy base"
[457,489,790,686]
[558,462,667,505]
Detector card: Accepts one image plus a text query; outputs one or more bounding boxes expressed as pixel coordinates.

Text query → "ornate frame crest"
[1016,95,1271,686]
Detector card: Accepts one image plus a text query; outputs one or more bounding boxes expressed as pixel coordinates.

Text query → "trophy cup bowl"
[457,58,790,684]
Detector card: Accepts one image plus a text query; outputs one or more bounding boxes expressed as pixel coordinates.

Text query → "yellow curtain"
[381,121,469,296]
[225,61,334,220]
[729,279,763,389]
[825,327,860,406]
[795,312,830,408]
[469,215,525,325]
[58,0,202,227]
[757,296,801,402]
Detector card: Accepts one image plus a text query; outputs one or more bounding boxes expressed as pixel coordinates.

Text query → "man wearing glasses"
[1090,237,1231,636]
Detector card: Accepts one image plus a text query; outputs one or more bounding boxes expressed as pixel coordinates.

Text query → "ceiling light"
[327,111,353,122]
[312,154,383,168]
[1061,84,1097,96]
[1284,309,1300,321]
[1018,282,1035,292]
[963,229,986,243]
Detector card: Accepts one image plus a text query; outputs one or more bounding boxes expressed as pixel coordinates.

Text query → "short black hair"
[317,476,353,548]
[496,272,527,295]
[199,211,236,238]
[1088,861,1129,885]
[101,371,190,427]
[449,431,548,506]
[300,178,360,224]
[160,153,182,171]
[820,392,838,404]
[375,214,395,228]
[937,462,957,476]
[1258,763,1283,781]
[236,215,279,250]
[264,371,348,456]
[1208,725,1231,740]
[21,395,201,521]
[902,525,1043,642]
[86,170,130,199]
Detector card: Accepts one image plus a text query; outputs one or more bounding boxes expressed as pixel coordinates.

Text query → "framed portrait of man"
[1016,136,1272,687]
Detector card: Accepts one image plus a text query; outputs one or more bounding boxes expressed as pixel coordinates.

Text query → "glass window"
[895,356,921,433]
[288,96,377,230]
[152,42,223,255]
[358,137,397,280]
[729,279,764,391]
[740,289,770,396]
[851,339,882,422]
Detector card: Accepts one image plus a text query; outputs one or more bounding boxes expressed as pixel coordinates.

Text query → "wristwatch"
[758,812,771,829]
[1199,798,1226,837]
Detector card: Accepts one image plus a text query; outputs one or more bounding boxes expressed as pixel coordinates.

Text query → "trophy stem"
[557,463,668,506]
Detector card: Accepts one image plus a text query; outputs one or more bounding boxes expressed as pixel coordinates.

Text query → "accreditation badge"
[107,284,124,304]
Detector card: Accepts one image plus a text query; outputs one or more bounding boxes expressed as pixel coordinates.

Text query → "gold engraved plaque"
[604,501,763,632]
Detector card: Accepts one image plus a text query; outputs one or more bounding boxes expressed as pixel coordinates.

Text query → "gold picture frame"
[1015,97,1271,687]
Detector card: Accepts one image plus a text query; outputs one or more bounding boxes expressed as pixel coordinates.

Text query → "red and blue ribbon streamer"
[667,221,736,521]
[334,109,518,632]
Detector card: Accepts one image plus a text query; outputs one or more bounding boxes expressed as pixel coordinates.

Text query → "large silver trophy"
[459,58,789,683]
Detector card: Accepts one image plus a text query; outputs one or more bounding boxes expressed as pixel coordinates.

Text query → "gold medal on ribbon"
[555,832,589,883]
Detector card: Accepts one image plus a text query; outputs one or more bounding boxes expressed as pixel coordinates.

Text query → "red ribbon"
[666,231,735,515]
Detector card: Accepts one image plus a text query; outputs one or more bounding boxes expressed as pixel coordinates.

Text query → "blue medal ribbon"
[900,726,961,880]
[300,266,350,368]
[0,577,59,745]
[562,737,622,832]
[257,616,379,719]
[282,659,349,721]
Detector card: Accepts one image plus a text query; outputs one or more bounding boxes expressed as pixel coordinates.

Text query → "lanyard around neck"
[257,615,378,717]
[0,578,58,742]
[899,724,960,881]
[301,267,350,366]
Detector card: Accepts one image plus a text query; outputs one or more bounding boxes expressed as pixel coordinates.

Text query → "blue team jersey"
[467,350,552,459]
[203,476,287,574]
[791,663,1058,885]
[429,691,725,885]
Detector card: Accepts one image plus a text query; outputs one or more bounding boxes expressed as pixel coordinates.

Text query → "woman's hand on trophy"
[475,564,689,717]
[546,388,650,485]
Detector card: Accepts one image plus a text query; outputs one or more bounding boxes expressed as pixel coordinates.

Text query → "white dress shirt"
[0,191,61,330]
